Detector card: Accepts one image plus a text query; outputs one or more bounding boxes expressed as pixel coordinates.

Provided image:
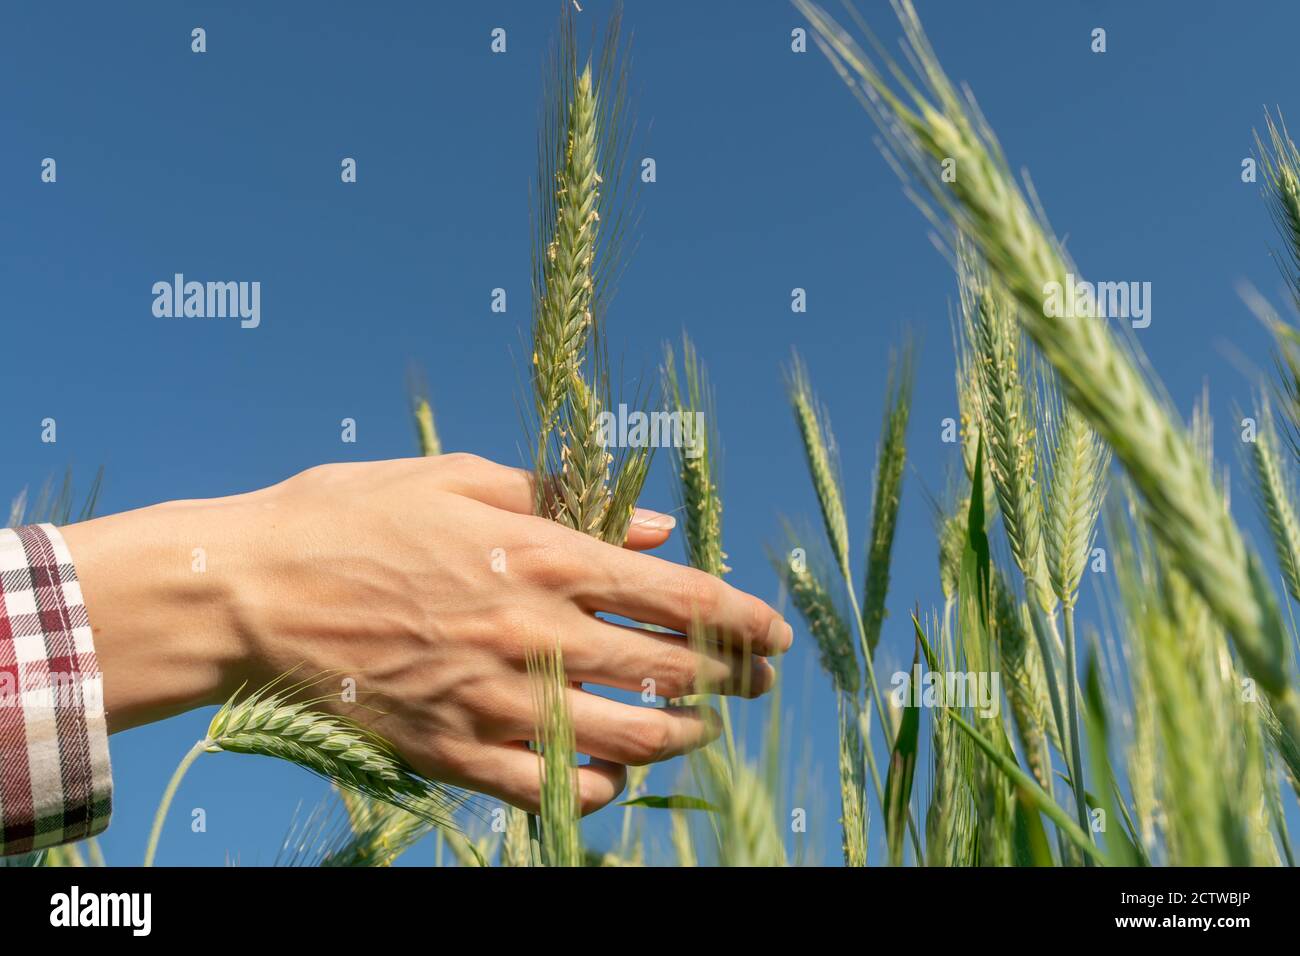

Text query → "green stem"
[144,739,207,867]
[527,811,541,867]
[1027,604,1071,781]
[946,709,1107,865]
[1062,606,1093,859]
[843,570,923,861]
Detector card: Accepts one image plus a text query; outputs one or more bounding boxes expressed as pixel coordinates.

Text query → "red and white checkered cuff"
[0,523,112,857]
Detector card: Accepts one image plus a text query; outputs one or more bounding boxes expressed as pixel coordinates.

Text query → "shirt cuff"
[0,523,112,857]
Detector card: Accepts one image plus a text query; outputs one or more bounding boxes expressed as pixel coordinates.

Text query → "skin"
[60,453,792,815]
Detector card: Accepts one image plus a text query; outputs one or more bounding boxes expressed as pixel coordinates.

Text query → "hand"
[61,454,793,814]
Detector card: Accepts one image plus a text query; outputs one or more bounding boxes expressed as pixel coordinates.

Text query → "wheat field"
[10,1,1300,869]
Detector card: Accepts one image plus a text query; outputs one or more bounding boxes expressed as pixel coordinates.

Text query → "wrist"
[60,495,252,733]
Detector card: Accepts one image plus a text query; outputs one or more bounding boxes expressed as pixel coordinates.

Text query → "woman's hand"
[61,454,792,814]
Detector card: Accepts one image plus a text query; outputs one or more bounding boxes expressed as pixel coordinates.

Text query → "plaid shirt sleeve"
[0,523,112,857]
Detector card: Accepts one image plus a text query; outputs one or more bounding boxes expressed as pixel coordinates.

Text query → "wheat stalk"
[772,532,857,696]
[206,688,450,809]
[836,699,868,867]
[918,610,978,867]
[785,348,924,859]
[500,807,532,867]
[519,7,649,863]
[330,789,431,867]
[527,646,582,867]
[664,335,729,576]
[532,63,600,445]
[771,529,866,865]
[957,246,1054,616]
[786,355,851,574]
[696,743,787,867]
[412,398,441,457]
[1256,111,1300,312]
[275,791,440,868]
[1042,398,1110,610]
[957,244,1094,832]
[993,575,1056,790]
[143,678,458,865]
[861,340,914,654]
[669,807,697,867]
[1039,370,1109,848]
[937,502,967,605]
[796,0,1300,747]
[1107,488,1275,864]
[1250,399,1300,604]
[529,8,648,547]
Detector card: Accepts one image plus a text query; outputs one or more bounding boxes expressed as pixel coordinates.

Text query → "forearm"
[60,497,248,734]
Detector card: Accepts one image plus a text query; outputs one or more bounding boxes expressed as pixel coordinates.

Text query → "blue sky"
[3,0,1299,864]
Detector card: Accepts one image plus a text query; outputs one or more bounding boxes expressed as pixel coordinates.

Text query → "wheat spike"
[205,684,459,824]
[1256,111,1300,312]
[412,398,441,457]
[836,699,868,867]
[957,246,1054,614]
[786,354,851,574]
[697,747,787,867]
[993,576,1056,789]
[530,10,648,545]
[664,335,729,576]
[861,341,914,654]
[1249,398,1300,603]
[772,531,857,695]
[1042,397,1110,609]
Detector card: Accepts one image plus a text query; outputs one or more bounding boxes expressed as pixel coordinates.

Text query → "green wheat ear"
[1256,111,1300,313]
[663,334,728,576]
[276,790,433,868]
[412,398,441,457]
[144,675,462,866]
[1255,113,1300,458]
[956,244,1054,616]
[529,6,648,545]
[861,339,914,655]
[1107,485,1277,865]
[785,353,850,576]
[771,525,856,695]
[204,681,460,819]
[1248,397,1300,603]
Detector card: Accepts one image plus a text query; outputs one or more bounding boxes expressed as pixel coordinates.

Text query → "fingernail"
[633,508,676,532]
[749,658,775,695]
[767,618,794,653]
